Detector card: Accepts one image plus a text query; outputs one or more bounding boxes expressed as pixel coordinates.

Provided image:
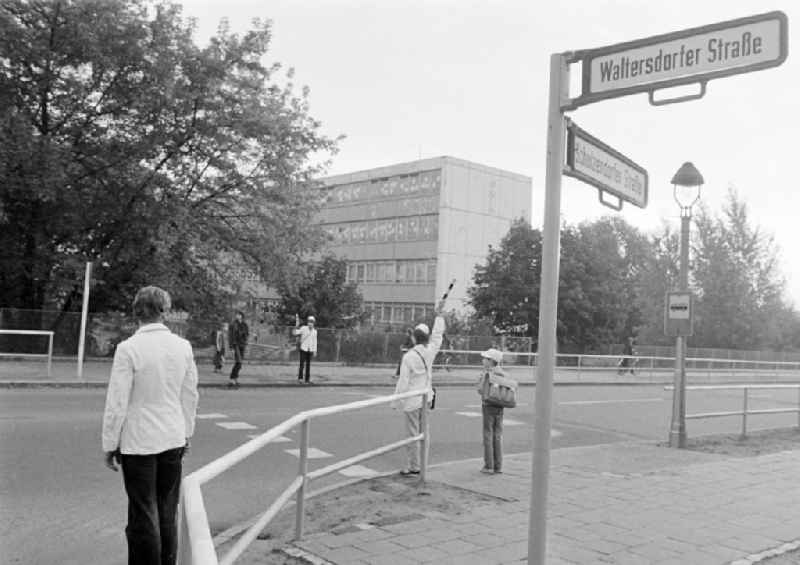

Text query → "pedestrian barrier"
[665,383,800,437]
[0,329,53,377]
[435,350,800,383]
[177,387,432,565]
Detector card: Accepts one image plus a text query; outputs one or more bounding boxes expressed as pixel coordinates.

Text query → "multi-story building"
[319,156,532,327]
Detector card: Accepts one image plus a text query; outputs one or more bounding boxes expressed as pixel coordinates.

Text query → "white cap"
[307,316,315,322]
[414,323,430,335]
[481,348,503,364]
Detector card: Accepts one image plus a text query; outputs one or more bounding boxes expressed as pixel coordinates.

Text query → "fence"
[178,387,432,565]
[3,307,800,365]
[665,384,800,437]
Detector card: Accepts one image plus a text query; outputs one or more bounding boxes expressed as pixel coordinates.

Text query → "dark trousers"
[121,447,184,565]
[298,350,312,381]
[229,345,244,380]
[482,403,504,471]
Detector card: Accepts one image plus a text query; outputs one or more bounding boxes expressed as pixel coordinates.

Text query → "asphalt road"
[3,384,800,565]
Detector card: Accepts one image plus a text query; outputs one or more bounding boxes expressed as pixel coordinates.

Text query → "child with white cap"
[477,347,507,474]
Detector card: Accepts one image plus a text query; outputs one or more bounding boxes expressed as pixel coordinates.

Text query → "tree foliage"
[276,255,364,329]
[692,189,788,349]
[467,199,799,353]
[0,0,338,321]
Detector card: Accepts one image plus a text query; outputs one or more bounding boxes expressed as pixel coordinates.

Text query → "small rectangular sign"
[667,293,691,319]
[572,11,788,107]
[564,122,648,209]
[665,292,694,336]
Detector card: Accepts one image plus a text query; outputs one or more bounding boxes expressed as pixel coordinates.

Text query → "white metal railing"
[436,350,800,382]
[0,329,54,377]
[177,388,432,565]
[665,383,800,437]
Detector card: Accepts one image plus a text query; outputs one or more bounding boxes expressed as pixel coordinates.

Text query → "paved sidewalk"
[268,443,800,565]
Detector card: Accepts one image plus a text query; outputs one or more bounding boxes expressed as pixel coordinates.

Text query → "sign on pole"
[568,11,788,108]
[564,121,648,210]
[665,291,694,337]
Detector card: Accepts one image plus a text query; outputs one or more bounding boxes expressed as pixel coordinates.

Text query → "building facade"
[319,156,532,327]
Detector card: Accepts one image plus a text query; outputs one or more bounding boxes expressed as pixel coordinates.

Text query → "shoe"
[480,467,493,474]
[400,469,420,476]
[494,469,503,474]
[227,381,235,388]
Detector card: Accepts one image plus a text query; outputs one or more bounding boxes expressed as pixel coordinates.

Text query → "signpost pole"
[669,213,691,447]
[529,52,569,565]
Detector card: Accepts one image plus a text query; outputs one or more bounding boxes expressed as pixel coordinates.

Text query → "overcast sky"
[181,0,800,304]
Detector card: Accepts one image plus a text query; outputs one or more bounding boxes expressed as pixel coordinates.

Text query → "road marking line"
[338,465,379,478]
[246,434,292,443]
[465,403,528,408]
[504,418,525,426]
[285,447,333,459]
[455,411,482,417]
[216,421,258,430]
[559,398,664,406]
[197,413,228,419]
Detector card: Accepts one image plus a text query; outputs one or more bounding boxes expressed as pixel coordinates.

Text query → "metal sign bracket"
[649,81,708,107]
[598,189,623,211]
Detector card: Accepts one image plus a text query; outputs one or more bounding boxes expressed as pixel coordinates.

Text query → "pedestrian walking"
[212,322,227,373]
[395,328,415,378]
[228,311,249,387]
[393,298,446,476]
[618,336,636,375]
[101,285,199,565]
[477,348,507,474]
[293,314,317,383]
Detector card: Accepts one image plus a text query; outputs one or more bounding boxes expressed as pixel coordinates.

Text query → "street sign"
[569,11,788,108]
[664,291,694,336]
[564,121,648,209]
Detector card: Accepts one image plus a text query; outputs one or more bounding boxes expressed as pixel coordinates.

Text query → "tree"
[468,218,541,335]
[0,0,338,321]
[692,189,789,349]
[276,255,364,328]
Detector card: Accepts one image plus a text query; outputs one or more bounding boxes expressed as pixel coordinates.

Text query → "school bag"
[479,370,518,408]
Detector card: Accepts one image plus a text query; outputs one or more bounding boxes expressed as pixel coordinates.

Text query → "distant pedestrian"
[293,314,318,383]
[102,285,199,565]
[395,328,416,378]
[618,336,636,375]
[212,322,227,373]
[393,299,446,476]
[228,311,249,387]
[477,348,506,474]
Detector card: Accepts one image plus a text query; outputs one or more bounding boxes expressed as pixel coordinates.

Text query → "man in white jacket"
[394,299,446,475]
[102,286,199,565]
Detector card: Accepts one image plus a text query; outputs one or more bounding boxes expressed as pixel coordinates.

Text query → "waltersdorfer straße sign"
[569,11,787,108]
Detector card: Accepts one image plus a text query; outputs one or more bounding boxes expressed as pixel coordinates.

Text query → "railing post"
[576,354,582,381]
[420,391,429,482]
[741,388,748,439]
[294,419,310,540]
[797,387,800,429]
[47,332,53,378]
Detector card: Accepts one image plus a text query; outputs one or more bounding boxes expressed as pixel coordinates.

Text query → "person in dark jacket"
[228,311,249,388]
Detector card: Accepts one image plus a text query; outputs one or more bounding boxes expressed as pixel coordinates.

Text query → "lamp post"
[669,162,704,448]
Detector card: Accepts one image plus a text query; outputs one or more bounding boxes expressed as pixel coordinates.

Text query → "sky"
[180,0,800,304]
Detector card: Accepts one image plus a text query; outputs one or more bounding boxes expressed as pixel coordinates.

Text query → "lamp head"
[672,162,704,209]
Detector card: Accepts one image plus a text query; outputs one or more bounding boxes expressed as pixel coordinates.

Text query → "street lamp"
[669,162,704,448]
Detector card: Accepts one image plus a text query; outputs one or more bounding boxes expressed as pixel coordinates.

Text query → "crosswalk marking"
[285,447,333,459]
[246,434,292,443]
[338,465,379,478]
[504,418,525,426]
[455,411,482,418]
[197,413,228,419]
[216,421,258,430]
